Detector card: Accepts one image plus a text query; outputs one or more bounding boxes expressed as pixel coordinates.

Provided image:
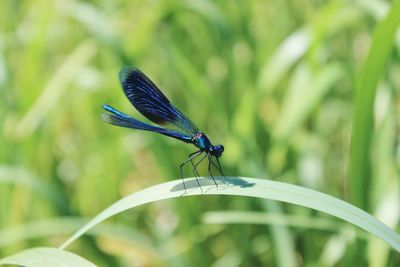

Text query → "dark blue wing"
[119,67,200,135]
[101,105,192,143]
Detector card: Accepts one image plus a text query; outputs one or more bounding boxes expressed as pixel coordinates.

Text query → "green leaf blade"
[59,177,400,252]
[0,247,97,267]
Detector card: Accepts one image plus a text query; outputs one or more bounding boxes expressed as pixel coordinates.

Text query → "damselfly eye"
[213,145,224,157]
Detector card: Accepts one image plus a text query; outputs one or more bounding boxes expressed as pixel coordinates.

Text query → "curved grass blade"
[59,177,400,252]
[0,247,96,267]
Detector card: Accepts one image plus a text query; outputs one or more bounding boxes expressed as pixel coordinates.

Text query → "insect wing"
[119,67,200,135]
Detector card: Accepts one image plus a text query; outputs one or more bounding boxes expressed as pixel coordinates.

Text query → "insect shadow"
[171,176,255,193]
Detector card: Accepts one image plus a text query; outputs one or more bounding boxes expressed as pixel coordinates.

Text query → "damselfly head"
[211,144,224,158]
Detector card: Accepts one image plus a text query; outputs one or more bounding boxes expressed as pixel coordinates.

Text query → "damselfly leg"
[207,154,220,189]
[191,152,208,193]
[211,156,225,184]
[180,151,202,194]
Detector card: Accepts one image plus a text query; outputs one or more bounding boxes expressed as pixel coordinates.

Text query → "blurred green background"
[1,0,399,266]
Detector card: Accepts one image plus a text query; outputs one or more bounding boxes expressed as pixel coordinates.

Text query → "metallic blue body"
[103,105,192,143]
[191,133,224,158]
[102,67,224,192]
[193,134,211,150]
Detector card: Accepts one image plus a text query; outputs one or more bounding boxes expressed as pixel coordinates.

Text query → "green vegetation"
[1,0,399,266]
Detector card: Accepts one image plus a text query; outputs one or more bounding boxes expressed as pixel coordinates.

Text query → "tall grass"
[1,0,399,266]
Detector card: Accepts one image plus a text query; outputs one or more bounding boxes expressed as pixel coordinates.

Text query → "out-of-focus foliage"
[0,0,399,266]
